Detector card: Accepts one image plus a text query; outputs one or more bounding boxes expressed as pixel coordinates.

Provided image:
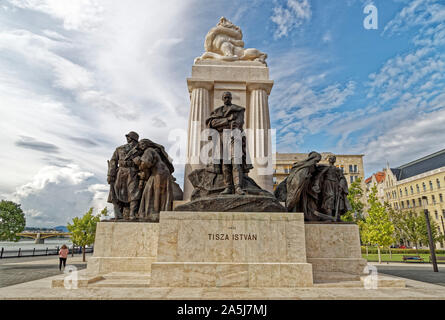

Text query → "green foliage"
[0,200,26,242]
[362,186,395,250]
[342,177,364,222]
[67,207,108,248]
[389,209,444,249]
[417,212,445,246]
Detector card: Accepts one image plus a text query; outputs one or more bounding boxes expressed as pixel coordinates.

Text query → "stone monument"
[75,18,382,291]
[184,17,274,200]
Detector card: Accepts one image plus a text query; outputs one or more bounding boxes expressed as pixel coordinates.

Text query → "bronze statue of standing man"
[206,92,253,195]
[107,131,141,220]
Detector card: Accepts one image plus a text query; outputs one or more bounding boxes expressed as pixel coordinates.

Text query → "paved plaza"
[374,263,445,287]
[0,254,89,288]
[0,256,445,299]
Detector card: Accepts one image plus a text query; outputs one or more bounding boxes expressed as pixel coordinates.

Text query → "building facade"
[365,171,386,204]
[273,152,365,189]
[383,149,445,248]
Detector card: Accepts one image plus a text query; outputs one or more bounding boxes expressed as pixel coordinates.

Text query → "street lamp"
[422,196,439,272]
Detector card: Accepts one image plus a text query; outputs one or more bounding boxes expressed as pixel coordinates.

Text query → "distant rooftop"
[390,149,445,181]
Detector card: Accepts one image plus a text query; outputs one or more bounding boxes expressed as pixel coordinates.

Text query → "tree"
[363,186,395,263]
[342,177,364,222]
[403,211,423,253]
[387,203,407,245]
[0,200,26,242]
[67,207,108,262]
[417,212,444,247]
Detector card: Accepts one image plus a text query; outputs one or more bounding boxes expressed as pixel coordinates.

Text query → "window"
[416,184,420,193]
[410,186,414,194]
[440,194,443,203]
[412,199,416,208]
[432,195,436,204]
[395,202,398,209]
[435,210,439,220]
[349,165,353,173]
[354,165,358,173]
[423,183,426,191]
[401,202,405,209]
[350,176,354,183]
[418,198,422,207]
[400,189,403,197]
[284,168,289,174]
[442,209,445,218]
[437,179,441,189]
[273,177,277,184]
[430,181,433,191]
[405,188,408,196]
[340,166,344,173]
[406,200,410,208]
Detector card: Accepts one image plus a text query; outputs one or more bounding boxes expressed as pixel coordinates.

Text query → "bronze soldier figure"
[107,131,141,220]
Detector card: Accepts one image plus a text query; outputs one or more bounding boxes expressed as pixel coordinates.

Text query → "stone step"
[102,272,151,280]
[313,280,364,288]
[313,272,360,282]
[89,279,151,288]
[360,275,406,288]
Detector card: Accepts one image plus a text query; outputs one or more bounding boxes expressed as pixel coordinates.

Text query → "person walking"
[59,244,69,271]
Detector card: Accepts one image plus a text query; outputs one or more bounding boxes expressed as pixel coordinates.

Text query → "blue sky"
[1,0,445,226]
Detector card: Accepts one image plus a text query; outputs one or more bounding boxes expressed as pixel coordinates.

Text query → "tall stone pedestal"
[150,211,313,287]
[305,223,367,282]
[184,60,274,200]
[86,222,159,274]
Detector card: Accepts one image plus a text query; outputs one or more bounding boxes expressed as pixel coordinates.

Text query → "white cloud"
[12,164,93,200]
[7,0,104,32]
[271,0,311,38]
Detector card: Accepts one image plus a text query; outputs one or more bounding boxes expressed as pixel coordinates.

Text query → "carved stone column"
[183,81,213,200]
[247,82,274,193]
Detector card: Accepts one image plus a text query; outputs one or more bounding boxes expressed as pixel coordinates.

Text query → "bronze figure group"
[107,131,179,222]
[275,152,352,222]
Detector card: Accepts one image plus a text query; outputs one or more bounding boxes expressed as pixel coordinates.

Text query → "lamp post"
[422,196,438,272]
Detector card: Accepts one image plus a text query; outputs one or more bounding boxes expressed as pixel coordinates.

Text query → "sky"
[1,0,445,227]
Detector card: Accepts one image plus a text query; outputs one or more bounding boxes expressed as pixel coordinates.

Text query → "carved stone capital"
[187,79,214,93]
[246,80,274,95]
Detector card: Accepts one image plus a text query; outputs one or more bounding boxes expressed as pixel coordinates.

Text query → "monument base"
[150,262,312,287]
[305,223,367,282]
[150,211,313,288]
[174,195,286,212]
[86,222,159,275]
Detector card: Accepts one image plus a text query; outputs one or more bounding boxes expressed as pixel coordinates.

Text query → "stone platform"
[86,222,159,274]
[150,211,313,287]
[64,212,405,291]
[305,222,367,282]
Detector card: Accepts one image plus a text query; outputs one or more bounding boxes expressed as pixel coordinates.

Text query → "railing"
[0,246,94,259]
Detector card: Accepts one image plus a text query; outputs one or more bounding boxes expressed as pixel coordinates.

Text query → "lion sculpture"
[194,17,267,65]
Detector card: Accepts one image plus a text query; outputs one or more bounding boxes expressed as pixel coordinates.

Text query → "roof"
[390,149,445,181]
[365,171,385,185]
[374,171,386,183]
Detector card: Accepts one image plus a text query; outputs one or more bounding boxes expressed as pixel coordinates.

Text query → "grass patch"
[362,253,435,263]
